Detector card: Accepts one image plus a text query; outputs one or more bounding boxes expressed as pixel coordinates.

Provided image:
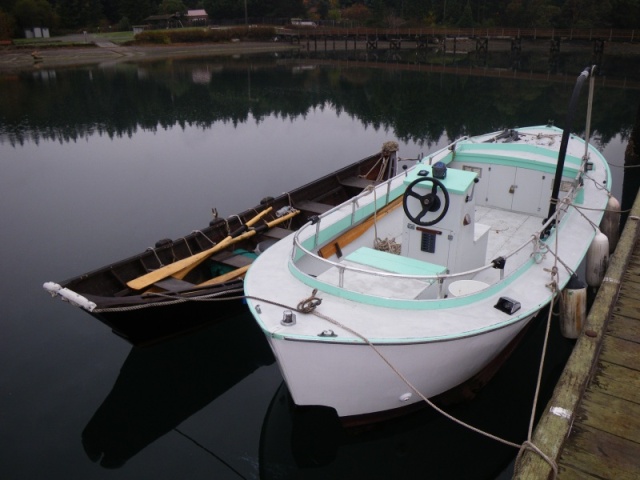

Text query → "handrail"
[291,198,569,287]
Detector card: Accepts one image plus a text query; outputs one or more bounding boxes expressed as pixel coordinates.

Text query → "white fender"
[599,196,620,253]
[43,282,97,312]
[585,230,609,287]
[560,275,587,339]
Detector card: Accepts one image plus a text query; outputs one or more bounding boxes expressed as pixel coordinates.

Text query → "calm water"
[1,46,639,479]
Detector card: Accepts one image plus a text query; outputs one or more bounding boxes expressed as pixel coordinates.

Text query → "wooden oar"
[318,195,403,259]
[127,207,272,291]
[171,208,298,281]
[197,264,250,287]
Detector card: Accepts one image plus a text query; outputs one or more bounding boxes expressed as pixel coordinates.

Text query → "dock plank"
[606,313,640,344]
[590,361,640,404]
[574,389,640,444]
[599,335,640,370]
[614,288,640,319]
[558,424,640,480]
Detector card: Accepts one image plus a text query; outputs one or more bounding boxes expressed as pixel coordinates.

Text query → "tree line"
[2,52,637,149]
[0,0,638,39]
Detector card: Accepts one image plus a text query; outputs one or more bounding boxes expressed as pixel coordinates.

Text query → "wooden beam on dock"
[513,190,640,479]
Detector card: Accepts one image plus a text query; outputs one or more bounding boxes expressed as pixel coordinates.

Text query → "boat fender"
[586,230,609,287]
[42,282,97,312]
[560,274,587,339]
[599,196,620,253]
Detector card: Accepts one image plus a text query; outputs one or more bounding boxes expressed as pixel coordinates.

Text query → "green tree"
[369,0,385,25]
[457,0,474,26]
[203,0,242,18]
[159,0,186,15]
[12,0,55,27]
[0,8,17,37]
[119,0,153,24]
[529,0,561,27]
[57,0,103,28]
[101,0,120,23]
[342,3,370,21]
[609,0,640,28]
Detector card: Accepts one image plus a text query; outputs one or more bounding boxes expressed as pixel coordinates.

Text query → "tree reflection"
[1,51,638,148]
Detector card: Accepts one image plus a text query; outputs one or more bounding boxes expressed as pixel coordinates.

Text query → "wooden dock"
[276,27,637,56]
[514,191,640,478]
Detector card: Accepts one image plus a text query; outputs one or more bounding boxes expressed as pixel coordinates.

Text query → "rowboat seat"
[152,277,196,292]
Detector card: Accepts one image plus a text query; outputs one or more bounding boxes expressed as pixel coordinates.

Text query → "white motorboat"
[244,67,613,420]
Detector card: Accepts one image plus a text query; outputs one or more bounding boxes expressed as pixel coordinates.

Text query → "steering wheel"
[402,176,450,226]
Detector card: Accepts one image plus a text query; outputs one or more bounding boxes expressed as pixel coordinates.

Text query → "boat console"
[401,165,489,274]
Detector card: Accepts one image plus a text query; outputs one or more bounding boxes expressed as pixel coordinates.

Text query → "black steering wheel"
[402,176,450,226]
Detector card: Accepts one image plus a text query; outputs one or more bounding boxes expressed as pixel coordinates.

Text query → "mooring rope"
[146,280,563,474]
[294,296,521,449]
[174,428,247,480]
[297,281,561,475]
[367,182,402,254]
[92,287,246,313]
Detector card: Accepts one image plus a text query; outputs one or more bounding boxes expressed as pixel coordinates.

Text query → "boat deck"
[475,206,542,266]
[514,193,640,479]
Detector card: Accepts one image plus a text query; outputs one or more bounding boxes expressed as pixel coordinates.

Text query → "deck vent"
[494,297,521,315]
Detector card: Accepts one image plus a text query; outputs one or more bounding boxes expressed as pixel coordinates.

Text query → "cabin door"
[485,165,551,216]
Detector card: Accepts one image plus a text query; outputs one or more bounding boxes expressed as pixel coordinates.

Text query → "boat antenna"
[545,65,597,234]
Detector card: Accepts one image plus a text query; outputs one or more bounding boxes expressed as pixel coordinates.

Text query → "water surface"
[1,47,638,479]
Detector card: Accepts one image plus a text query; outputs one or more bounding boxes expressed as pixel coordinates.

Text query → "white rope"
[307,305,521,448]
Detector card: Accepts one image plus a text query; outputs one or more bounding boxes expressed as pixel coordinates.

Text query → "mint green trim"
[455,143,582,176]
[288,256,532,310]
[346,247,446,276]
[403,165,477,195]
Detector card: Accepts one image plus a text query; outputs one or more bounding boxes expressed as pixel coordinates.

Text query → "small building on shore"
[186,10,209,26]
[143,14,181,30]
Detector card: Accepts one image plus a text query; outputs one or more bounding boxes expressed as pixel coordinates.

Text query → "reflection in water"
[82,311,273,468]
[1,49,639,149]
[259,312,574,480]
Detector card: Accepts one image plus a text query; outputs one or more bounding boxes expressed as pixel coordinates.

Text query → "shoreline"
[2,38,639,73]
[0,42,301,72]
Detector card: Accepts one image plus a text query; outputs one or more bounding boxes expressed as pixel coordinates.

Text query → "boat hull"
[45,149,405,344]
[266,315,533,418]
[245,122,612,420]
[88,289,247,346]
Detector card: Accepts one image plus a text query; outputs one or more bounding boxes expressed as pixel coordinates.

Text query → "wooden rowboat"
[44,145,416,345]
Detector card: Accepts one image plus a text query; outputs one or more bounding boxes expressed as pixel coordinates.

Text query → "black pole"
[546,66,592,224]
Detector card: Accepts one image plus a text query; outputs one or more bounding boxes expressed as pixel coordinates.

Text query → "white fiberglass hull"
[266,316,533,417]
[245,123,611,419]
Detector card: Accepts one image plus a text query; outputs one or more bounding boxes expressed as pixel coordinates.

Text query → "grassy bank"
[134,26,276,45]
